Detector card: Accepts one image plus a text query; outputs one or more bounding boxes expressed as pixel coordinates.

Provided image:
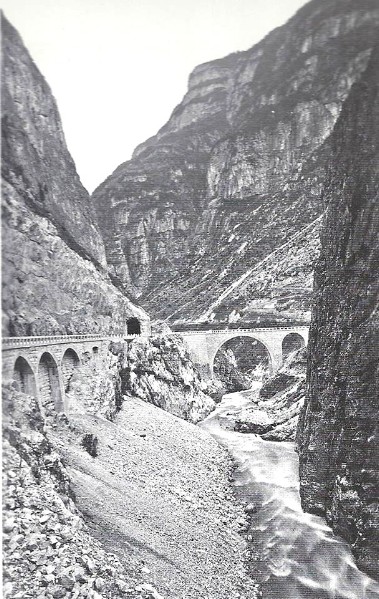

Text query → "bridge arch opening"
[127,317,141,335]
[62,348,80,391]
[282,333,305,361]
[212,336,271,392]
[13,357,37,397]
[38,352,63,416]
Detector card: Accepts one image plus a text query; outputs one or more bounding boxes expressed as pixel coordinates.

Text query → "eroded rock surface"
[297,46,379,580]
[111,335,215,423]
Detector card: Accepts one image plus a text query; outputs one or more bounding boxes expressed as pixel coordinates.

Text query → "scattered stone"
[3,518,15,533]
[81,434,99,457]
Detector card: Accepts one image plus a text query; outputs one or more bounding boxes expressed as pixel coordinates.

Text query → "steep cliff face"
[1,14,149,336]
[93,0,379,323]
[297,47,379,579]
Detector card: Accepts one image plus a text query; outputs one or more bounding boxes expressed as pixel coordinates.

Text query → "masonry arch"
[127,317,141,335]
[13,356,37,397]
[38,352,63,416]
[282,332,306,361]
[211,335,273,385]
[61,348,80,390]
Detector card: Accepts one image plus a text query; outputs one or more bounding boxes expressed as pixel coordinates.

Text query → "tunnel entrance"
[13,357,37,397]
[213,336,271,392]
[127,317,141,335]
[38,352,63,416]
[62,348,80,391]
[282,333,305,362]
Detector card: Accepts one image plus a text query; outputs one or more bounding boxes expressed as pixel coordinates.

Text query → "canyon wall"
[297,46,379,579]
[93,0,379,325]
[1,14,149,336]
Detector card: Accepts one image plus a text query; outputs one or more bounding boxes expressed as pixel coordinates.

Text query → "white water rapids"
[200,388,379,599]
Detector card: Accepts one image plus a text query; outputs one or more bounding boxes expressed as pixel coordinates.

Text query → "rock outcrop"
[111,335,215,423]
[297,46,379,580]
[234,347,306,441]
[213,337,270,393]
[92,0,379,325]
[1,14,149,336]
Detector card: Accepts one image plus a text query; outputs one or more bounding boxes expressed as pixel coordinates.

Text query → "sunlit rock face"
[1,15,105,268]
[297,46,379,580]
[1,14,149,336]
[93,0,379,323]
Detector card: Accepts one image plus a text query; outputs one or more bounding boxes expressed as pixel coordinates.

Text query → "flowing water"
[200,389,379,599]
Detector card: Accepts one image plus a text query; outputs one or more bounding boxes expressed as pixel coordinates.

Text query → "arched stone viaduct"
[2,334,139,418]
[180,326,309,378]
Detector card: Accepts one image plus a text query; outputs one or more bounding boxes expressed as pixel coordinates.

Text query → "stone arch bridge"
[2,334,140,418]
[179,326,309,378]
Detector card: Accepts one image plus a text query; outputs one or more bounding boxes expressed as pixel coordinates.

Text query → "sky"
[2,0,308,193]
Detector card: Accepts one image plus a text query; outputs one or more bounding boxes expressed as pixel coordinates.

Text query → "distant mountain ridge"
[92,0,379,324]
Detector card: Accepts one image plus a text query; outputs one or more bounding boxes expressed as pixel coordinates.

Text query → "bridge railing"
[2,334,143,350]
[177,326,309,336]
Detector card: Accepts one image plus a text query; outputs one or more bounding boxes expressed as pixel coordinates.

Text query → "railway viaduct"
[2,333,142,418]
[179,326,309,378]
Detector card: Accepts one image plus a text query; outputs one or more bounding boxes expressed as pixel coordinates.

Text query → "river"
[200,388,379,599]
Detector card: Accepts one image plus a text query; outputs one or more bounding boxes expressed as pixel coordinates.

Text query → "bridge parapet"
[178,326,309,336]
[2,333,143,350]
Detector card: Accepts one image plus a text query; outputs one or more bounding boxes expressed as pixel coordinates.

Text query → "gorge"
[2,1,379,598]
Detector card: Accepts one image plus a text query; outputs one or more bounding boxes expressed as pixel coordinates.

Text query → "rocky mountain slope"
[297,45,379,580]
[93,0,379,324]
[2,384,153,599]
[1,13,149,336]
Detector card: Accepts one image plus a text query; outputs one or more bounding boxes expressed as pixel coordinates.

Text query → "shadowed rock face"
[1,14,149,336]
[297,46,379,580]
[92,0,379,324]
